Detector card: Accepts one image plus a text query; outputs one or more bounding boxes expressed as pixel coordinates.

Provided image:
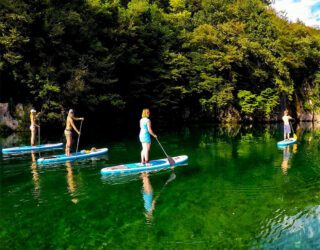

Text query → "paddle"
[154,172,176,202]
[37,100,47,147]
[37,126,40,145]
[289,120,297,139]
[76,119,83,153]
[36,111,42,157]
[37,126,41,157]
[155,137,175,166]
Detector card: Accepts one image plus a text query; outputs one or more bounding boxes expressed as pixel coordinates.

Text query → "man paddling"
[30,109,41,146]
[65,109,84,156]
[282,110,293,140]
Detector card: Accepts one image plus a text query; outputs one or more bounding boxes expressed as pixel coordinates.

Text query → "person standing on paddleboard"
[282,110,293,140]
[65,109,84,156]
[139,108,157,166]
[30,109,40,146]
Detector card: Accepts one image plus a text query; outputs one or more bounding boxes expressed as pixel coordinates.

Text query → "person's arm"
[147,121,157,138]
[74,117,84,121]
[35,112,42,127]
[70,118,80,135]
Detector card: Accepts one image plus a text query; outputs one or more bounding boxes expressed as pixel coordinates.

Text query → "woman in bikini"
[139,108,157,166]
[65,109,84,156]
[30,109,40,146]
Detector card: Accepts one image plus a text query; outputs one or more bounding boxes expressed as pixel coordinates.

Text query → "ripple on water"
[253,205,320,249]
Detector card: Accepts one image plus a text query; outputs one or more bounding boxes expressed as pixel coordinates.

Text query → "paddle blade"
[293,133,297,139]
[168,157,175,166]
[167,173,176,183]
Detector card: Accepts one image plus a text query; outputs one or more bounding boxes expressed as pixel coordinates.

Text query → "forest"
[1,0,320,129]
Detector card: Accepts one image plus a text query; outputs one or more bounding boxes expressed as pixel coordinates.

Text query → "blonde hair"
[141,108,150,118]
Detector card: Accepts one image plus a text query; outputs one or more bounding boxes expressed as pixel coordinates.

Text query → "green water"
[1,123,320,249]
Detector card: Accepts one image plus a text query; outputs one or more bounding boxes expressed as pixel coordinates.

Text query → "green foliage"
[238,88,279,118]
[1,0,320,125]
[238,90,258,115]
[257,88,279,118]
[304,72,320,113]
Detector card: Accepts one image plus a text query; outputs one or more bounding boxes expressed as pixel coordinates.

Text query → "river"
[1,123,319,249]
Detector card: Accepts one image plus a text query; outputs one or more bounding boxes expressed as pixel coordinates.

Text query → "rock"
[298,111,320,122]
[0,133,23,148]
[298,112,313,121]
[0,103,18,131]
[15,103,25,119]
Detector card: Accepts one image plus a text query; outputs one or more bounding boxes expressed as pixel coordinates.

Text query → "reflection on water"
[280,146,291,175]
[30,152,40,200]
[66,161,79,204]
[101,172,141,185]
[278,144,298,175]
[141,172,155,223]
[141,172,176,224]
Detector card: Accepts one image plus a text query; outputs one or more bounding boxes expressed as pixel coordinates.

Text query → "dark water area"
[0,122,320,249]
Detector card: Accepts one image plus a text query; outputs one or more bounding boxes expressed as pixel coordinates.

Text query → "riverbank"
[1,102,320,137]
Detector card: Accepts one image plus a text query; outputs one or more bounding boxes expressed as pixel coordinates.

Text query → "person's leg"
[284,125,290,140]
[144,143,151,164]
[66,134,72,156]
[31,129,36,146]
[141,143,146,164]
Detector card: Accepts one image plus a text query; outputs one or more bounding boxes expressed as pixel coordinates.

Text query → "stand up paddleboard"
[37,148,108,164]
[277,138,297,147]
[101,155,188,175]
[2,143,63,154]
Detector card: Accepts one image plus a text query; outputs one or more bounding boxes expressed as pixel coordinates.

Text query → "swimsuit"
[139,118,151,143]
[64,129,72,137]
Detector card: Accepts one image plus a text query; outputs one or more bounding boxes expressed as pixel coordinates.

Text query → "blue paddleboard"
[100,155,188,175]
[277,138,297,147]
[2,143,63,154]
[37,148,108,164]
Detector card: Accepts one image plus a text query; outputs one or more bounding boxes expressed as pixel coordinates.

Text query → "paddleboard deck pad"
[2,143,63,154]
[37,148,108,164]
[277,138,297,147]
[100,155,188,175]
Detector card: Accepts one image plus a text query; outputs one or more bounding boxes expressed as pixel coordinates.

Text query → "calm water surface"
[1,123,320,249]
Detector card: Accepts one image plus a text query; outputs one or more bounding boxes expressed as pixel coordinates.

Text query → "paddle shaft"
[155,137,175,166]
[154,172,176,202]
[289,120,296,138]
[155,137,169,157]
[38,126,41,145]
[76,120,83,153]
[37,100,47,147]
